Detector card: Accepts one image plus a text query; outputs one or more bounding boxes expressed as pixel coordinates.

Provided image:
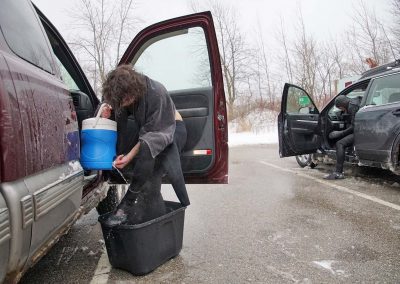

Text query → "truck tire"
[96,185,125,215]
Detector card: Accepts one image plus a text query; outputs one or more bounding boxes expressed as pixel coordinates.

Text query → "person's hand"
[113,143,140,169]
[100,104,112,119]
[113,154,131,169]
[329,131,343,140]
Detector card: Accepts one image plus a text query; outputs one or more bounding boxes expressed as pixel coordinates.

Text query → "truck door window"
[54,57,79,90]
[41,19,88,94]
[133,27,211,91]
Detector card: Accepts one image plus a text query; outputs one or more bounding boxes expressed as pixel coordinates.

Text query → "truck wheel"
[96,185,126,215]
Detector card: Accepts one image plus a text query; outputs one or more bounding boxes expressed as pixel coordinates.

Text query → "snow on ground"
[228,129,278,147]
[228,109,278,147]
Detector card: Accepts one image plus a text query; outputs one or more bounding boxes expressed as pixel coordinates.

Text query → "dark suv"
[278,60,400,173]
[0,0,228,282]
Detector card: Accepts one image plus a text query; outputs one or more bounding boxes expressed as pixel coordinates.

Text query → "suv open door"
[278,83,321,157]
[119,12,228,183]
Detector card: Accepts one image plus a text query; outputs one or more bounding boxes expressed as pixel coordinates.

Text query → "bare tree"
[68,0,140,94]
[346,0,394,73]
[277,11,320,101]
[190,0,251,118]
[277,17,294,83]
[390,0,400,57]
[328,38,350,80]
[291,9,320,104]
[249,20,280,111]
[316,43,338,105]
[277,7,342,108]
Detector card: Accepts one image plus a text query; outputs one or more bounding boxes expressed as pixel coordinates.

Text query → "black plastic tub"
[98,201,186,275]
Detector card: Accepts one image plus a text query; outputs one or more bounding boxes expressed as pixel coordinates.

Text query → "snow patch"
[69,160,83,173]
[228,129,278,147]
[229,109,278,147]
[313,260,335,274]
[58,160,83,180]
[313,260,346,276]
[313,260,336,274]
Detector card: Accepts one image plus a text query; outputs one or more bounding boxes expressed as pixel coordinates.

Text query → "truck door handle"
[392,109,400,116]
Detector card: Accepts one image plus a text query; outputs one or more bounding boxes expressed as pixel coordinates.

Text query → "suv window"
[366,73,400,106]
[0,0,53,73]
[286,86,317,114]
[328,87,367,119]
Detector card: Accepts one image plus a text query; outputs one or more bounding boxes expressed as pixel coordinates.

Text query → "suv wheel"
[295,154,317,168]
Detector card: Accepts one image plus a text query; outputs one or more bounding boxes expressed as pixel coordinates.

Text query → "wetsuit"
[114,77,189,224]
[333,97,360,173]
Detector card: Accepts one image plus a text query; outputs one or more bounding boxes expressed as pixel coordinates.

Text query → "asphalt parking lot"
[21,144,400,283]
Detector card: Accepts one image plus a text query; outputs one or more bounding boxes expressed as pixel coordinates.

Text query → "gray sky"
[32,0,392,90]
[33,0,390,46]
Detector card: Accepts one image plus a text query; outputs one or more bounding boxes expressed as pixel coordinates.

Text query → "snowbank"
[228,129,278,146]
[228,109,278,147]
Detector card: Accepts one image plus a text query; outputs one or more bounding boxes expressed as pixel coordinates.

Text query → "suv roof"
[359,59,400,80]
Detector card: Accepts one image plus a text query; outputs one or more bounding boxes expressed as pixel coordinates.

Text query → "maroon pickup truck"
[0,0,228,282]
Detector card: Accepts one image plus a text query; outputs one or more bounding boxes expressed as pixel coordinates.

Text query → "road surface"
[21,144,400,283]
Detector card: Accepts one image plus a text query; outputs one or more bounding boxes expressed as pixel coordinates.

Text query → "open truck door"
[119,12,228,183]
[278,83,321,157]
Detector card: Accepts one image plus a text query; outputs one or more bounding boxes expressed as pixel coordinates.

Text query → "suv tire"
[295,154,317,168]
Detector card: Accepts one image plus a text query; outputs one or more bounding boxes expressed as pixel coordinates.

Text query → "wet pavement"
[21,144,400,283]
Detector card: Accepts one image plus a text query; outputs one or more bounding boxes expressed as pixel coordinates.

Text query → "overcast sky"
[33,0,391,46]
[32,0,393,90]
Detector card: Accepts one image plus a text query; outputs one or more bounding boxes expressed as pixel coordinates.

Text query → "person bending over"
[101,65,188,225]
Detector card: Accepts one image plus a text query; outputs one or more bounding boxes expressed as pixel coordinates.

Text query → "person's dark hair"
[334,95,350,109]
[102,65,147,115]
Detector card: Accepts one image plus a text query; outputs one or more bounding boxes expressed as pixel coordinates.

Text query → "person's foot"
[103,209,127,227]
[323,172,345,180]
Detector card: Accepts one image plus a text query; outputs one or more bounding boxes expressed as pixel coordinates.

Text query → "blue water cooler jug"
[80,103,117,170]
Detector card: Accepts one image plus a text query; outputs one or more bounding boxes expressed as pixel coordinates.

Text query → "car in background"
[278,60,400,174]
[0,0,228,282]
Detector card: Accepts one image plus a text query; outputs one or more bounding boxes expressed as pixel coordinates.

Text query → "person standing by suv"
[100,65,189,225]
[324,95,361,180]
